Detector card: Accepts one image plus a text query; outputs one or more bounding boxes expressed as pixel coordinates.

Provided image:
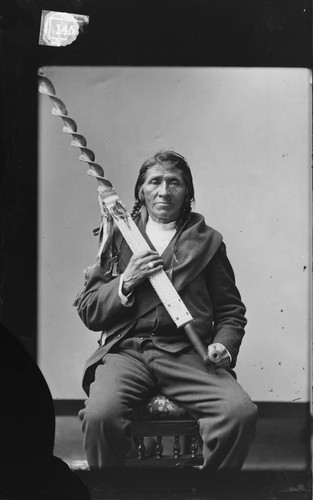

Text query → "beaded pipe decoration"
[38,69,221,367]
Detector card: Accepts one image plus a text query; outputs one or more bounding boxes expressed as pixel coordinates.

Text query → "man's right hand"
[122,250,163,295]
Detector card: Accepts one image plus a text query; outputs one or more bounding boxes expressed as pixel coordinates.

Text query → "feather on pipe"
[38,69,219,367]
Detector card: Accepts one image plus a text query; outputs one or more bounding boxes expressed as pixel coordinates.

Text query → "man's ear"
[139,188,146,205]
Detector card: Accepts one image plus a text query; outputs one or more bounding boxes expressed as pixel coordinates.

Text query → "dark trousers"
[79,338,257,470]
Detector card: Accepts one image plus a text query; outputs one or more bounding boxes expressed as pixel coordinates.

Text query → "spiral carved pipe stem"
[38,70,114,195]
[38,70,126,260]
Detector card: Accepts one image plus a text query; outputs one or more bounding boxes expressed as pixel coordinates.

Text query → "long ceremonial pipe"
[38,70,221,368]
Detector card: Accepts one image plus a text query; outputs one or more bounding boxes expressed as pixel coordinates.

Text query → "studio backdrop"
[38,66,311,401]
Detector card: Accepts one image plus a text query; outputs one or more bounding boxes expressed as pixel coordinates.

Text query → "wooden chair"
[130,395,202,462]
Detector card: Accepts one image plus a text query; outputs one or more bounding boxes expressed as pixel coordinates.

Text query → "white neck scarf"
[146,216,177,255]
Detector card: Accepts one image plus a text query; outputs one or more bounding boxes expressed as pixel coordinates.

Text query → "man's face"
[140,163,187,223]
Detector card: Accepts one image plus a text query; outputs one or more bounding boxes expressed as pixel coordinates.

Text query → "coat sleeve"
[76,263,135,332]
[206,242,247,368]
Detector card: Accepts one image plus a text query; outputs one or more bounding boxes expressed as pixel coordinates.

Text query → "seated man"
[76,150,257,470]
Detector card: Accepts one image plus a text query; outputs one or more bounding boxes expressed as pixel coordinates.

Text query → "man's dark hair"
[131,150,195,220]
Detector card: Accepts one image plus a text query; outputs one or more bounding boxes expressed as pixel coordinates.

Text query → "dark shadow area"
[74,467,312,499]
[0,323,91,499]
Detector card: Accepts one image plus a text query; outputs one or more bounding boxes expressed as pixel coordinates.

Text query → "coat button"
[117,334,121,338]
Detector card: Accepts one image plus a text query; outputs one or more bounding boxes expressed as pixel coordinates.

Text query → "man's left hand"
[207,343,231,368]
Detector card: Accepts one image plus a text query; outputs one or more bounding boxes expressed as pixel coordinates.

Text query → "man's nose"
[158,181,170,197]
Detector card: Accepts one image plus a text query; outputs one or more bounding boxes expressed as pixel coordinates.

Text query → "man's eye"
[150,179,159,185]
[170,180,179,187]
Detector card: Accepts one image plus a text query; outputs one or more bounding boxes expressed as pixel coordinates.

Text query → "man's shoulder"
[189,212,223,241]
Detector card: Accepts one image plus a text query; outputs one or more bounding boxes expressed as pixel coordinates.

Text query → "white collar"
[146,216,177,231]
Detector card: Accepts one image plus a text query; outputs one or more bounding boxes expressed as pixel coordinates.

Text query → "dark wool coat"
[77,211,247,394]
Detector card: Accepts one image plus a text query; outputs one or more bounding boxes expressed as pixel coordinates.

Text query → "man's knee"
[200,394,257,435]
[227,395,258,430]
[80,397,125,434]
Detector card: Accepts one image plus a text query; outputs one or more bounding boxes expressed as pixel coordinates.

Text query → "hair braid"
[131,199,143,219]
[175,200,192,239]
